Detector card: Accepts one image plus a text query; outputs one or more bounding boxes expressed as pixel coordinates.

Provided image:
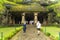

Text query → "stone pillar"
[13,18,15,24]
[2,15,7,25]
[34,12,38,24]
[48,13,52,24]
[2,15,5,24]
[21,12,25,24]
[43,19,47,25]
[9,15,12,24]
[19,21,21,24]
[12,17,15,24]
[0,15,2,24]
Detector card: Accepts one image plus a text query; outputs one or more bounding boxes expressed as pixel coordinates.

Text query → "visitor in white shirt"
[36,21,41,35]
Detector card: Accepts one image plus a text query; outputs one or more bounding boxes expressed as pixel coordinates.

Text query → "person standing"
[36,21,41,35]
[23,22,27,33]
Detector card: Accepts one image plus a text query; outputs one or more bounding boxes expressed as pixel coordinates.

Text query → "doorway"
[38,12,48,24]
[11,12,22,24]
[25,12,34,24]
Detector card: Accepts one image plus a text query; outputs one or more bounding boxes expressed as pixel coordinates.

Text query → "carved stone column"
[11,17,15,24]
[34,12,38,24]
[21,12,25,24]
[1,15,8,25]
[9,15,12,24]
[43,19,47,25]
[13,17,15,24]
[48,13,52,24]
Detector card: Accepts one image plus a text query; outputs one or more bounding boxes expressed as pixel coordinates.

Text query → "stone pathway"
[10,25,51,40]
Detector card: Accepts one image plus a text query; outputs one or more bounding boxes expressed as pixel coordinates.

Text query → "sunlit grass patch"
[42,26,60,40]
[0,26,23,40]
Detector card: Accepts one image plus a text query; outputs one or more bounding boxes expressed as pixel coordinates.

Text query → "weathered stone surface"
[10,4,48,12]
[10,25,51,40]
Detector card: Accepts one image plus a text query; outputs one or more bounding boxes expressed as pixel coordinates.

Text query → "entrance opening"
[25,12,34,24]
[38,12,48,24]
[11,12,22,24]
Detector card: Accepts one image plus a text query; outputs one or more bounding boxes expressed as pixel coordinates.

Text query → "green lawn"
[0,26,23,40]
[42,26,60,38]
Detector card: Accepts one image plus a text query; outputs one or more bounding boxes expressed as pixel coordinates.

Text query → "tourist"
[30,21,34,25]
[23,22,27,33]
[36,21,41,35]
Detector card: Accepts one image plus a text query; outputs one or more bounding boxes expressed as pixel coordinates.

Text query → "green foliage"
[10,4,48,12]
[14,0,23,3]
[47,2,60,17]
[7,0,23,3]
[0,0,49,13]
[55,37,59,40]
[40,28,43,32]
[45,32,51,36]
[0,6,5,14]
[0,0,19,15]
[42,26,60,40]
[0,26,23,40]
[0,0,6,14]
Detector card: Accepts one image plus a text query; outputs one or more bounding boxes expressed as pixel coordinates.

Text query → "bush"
[55,37,59,40]
[45,32,51,36]
[40,28,43,32]
[4,27,22,40]
[5,32,14,40]
[50,35,55,40]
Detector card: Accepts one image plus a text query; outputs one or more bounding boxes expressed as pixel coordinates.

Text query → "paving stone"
[10,25,51,40]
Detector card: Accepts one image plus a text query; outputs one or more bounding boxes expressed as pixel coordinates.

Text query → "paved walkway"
[10,25,51,40]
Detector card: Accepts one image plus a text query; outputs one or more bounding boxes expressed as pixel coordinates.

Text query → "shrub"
[6,32,14,39]
[40,28,43,32]
[45,32,51,36]
[50,35,55,40]
[55,37,59,40]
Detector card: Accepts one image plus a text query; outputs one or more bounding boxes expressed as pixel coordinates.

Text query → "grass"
[42,26,60,39]
[0,26,23,40]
